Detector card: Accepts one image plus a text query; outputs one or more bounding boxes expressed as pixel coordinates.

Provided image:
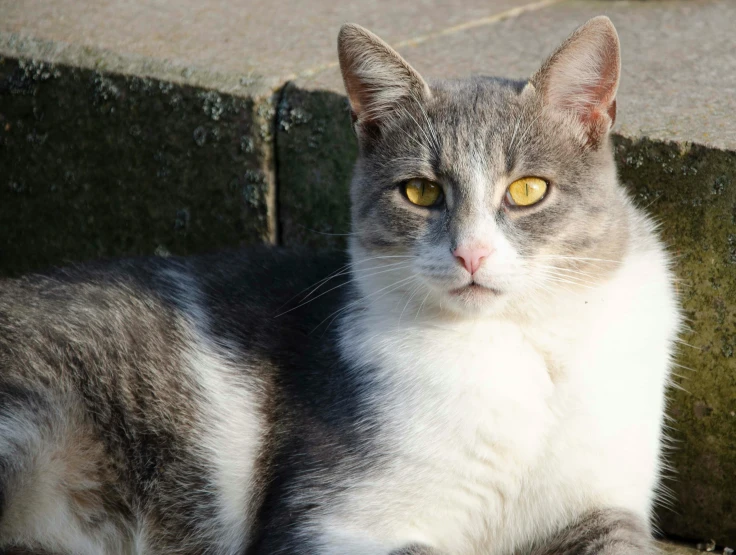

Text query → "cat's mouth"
[449,282,503,297]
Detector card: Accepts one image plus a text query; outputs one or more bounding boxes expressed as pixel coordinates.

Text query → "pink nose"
[453,245,492,275]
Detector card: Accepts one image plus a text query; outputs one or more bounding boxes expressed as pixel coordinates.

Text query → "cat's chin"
[444,283,506,314]
[449,283,503,298]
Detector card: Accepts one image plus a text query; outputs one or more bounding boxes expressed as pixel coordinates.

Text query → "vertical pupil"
[525,182,529,196]
[420,181,426,199]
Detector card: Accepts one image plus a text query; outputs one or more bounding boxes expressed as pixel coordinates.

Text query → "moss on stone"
[0,56,275,276]
[276,83,357,249]
[613,136,736,544]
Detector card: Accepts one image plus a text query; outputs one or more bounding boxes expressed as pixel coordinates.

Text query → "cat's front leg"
[389,545,447,555]
[530,509,656,555]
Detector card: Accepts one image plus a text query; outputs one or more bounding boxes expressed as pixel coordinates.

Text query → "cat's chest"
[343,318,570,551]
[357,319,561,476]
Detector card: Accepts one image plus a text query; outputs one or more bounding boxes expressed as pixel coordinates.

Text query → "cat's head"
[338,17,630,318]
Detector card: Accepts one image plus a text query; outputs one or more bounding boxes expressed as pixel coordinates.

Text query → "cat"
[0,15,680,555]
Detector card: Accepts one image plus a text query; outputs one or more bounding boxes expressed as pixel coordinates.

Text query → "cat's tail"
[0,384,129,555]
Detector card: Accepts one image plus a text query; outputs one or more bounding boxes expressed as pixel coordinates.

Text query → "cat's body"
[0,17,679,555]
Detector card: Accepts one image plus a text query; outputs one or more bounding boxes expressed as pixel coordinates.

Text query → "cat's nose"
[453,245,493,275]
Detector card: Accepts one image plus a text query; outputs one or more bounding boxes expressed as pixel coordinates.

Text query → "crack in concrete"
[288,0,567,82]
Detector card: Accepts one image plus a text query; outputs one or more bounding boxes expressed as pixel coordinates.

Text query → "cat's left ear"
[530,16,620,147]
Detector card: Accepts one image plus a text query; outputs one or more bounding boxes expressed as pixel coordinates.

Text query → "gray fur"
[343,22,628,317]
[528,509,656,555]
[390,546,448,555]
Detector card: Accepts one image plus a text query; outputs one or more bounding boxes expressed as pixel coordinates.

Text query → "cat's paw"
[528,508,656,555]
[389,544,446,555]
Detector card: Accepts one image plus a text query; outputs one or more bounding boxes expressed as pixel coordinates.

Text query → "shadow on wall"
[276,83,356,250]
[0,57,276,278]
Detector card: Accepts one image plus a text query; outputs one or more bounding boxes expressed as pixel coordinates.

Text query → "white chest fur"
[318,249,678,555]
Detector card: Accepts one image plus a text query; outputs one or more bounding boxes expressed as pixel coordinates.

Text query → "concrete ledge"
[658,541,713,555]
[276,84,355,248]
[0,53,276,276]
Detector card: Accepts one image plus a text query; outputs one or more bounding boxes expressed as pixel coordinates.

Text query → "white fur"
[312,215,679,554]
[0,406,128,554]
[169,270,265,555]
[184,342,263,554]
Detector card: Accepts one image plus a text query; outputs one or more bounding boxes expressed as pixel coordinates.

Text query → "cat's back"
[0,247,348,355]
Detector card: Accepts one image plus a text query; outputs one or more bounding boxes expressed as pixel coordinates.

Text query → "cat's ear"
[338,23,430,131]
[530,16,620,147]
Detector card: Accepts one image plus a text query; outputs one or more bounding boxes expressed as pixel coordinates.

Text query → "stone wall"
[0,57,276,276]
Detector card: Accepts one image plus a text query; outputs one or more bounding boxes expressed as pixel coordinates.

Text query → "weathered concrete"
[1,0,735,545]
[0,52,276,276]
[276,84,355,248]
[0,0,540,89]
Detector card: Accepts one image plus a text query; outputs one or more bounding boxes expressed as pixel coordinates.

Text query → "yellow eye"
[506,177,548,207]
[404,178,443,207]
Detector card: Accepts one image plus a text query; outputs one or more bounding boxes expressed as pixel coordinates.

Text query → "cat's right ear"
[338,24,430,133]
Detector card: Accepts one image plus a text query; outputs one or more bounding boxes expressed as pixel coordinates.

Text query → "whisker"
[541,273,597,287]
[415,291,431,322]
[291,222,358,237]
[538,268,598,287]
[398,282,424,328]
[524,254,622,264]
[275,263,413,318]
[312,275,419,335]
[300,259,412,303]
[281,254,415,311]
[275,262,351,311]
[507,108,524,157]
[671,362,696,373]
[400,106,437,159]
[410,92,441,157]
[674,339,701,350]
[394,121,430,152]
[532,263,601,280]
[515,113,542,150]
[543,277,596,290]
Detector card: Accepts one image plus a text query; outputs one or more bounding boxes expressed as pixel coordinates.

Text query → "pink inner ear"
[576,45,619,127]
[539,20,621,146]
[608,98,617,127]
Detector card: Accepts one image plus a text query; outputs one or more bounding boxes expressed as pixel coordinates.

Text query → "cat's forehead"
[373,76,571,186]
[375,77,539,182]
[426,77,527,124]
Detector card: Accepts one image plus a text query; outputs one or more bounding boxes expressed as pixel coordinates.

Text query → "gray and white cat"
[0,16,680,555]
